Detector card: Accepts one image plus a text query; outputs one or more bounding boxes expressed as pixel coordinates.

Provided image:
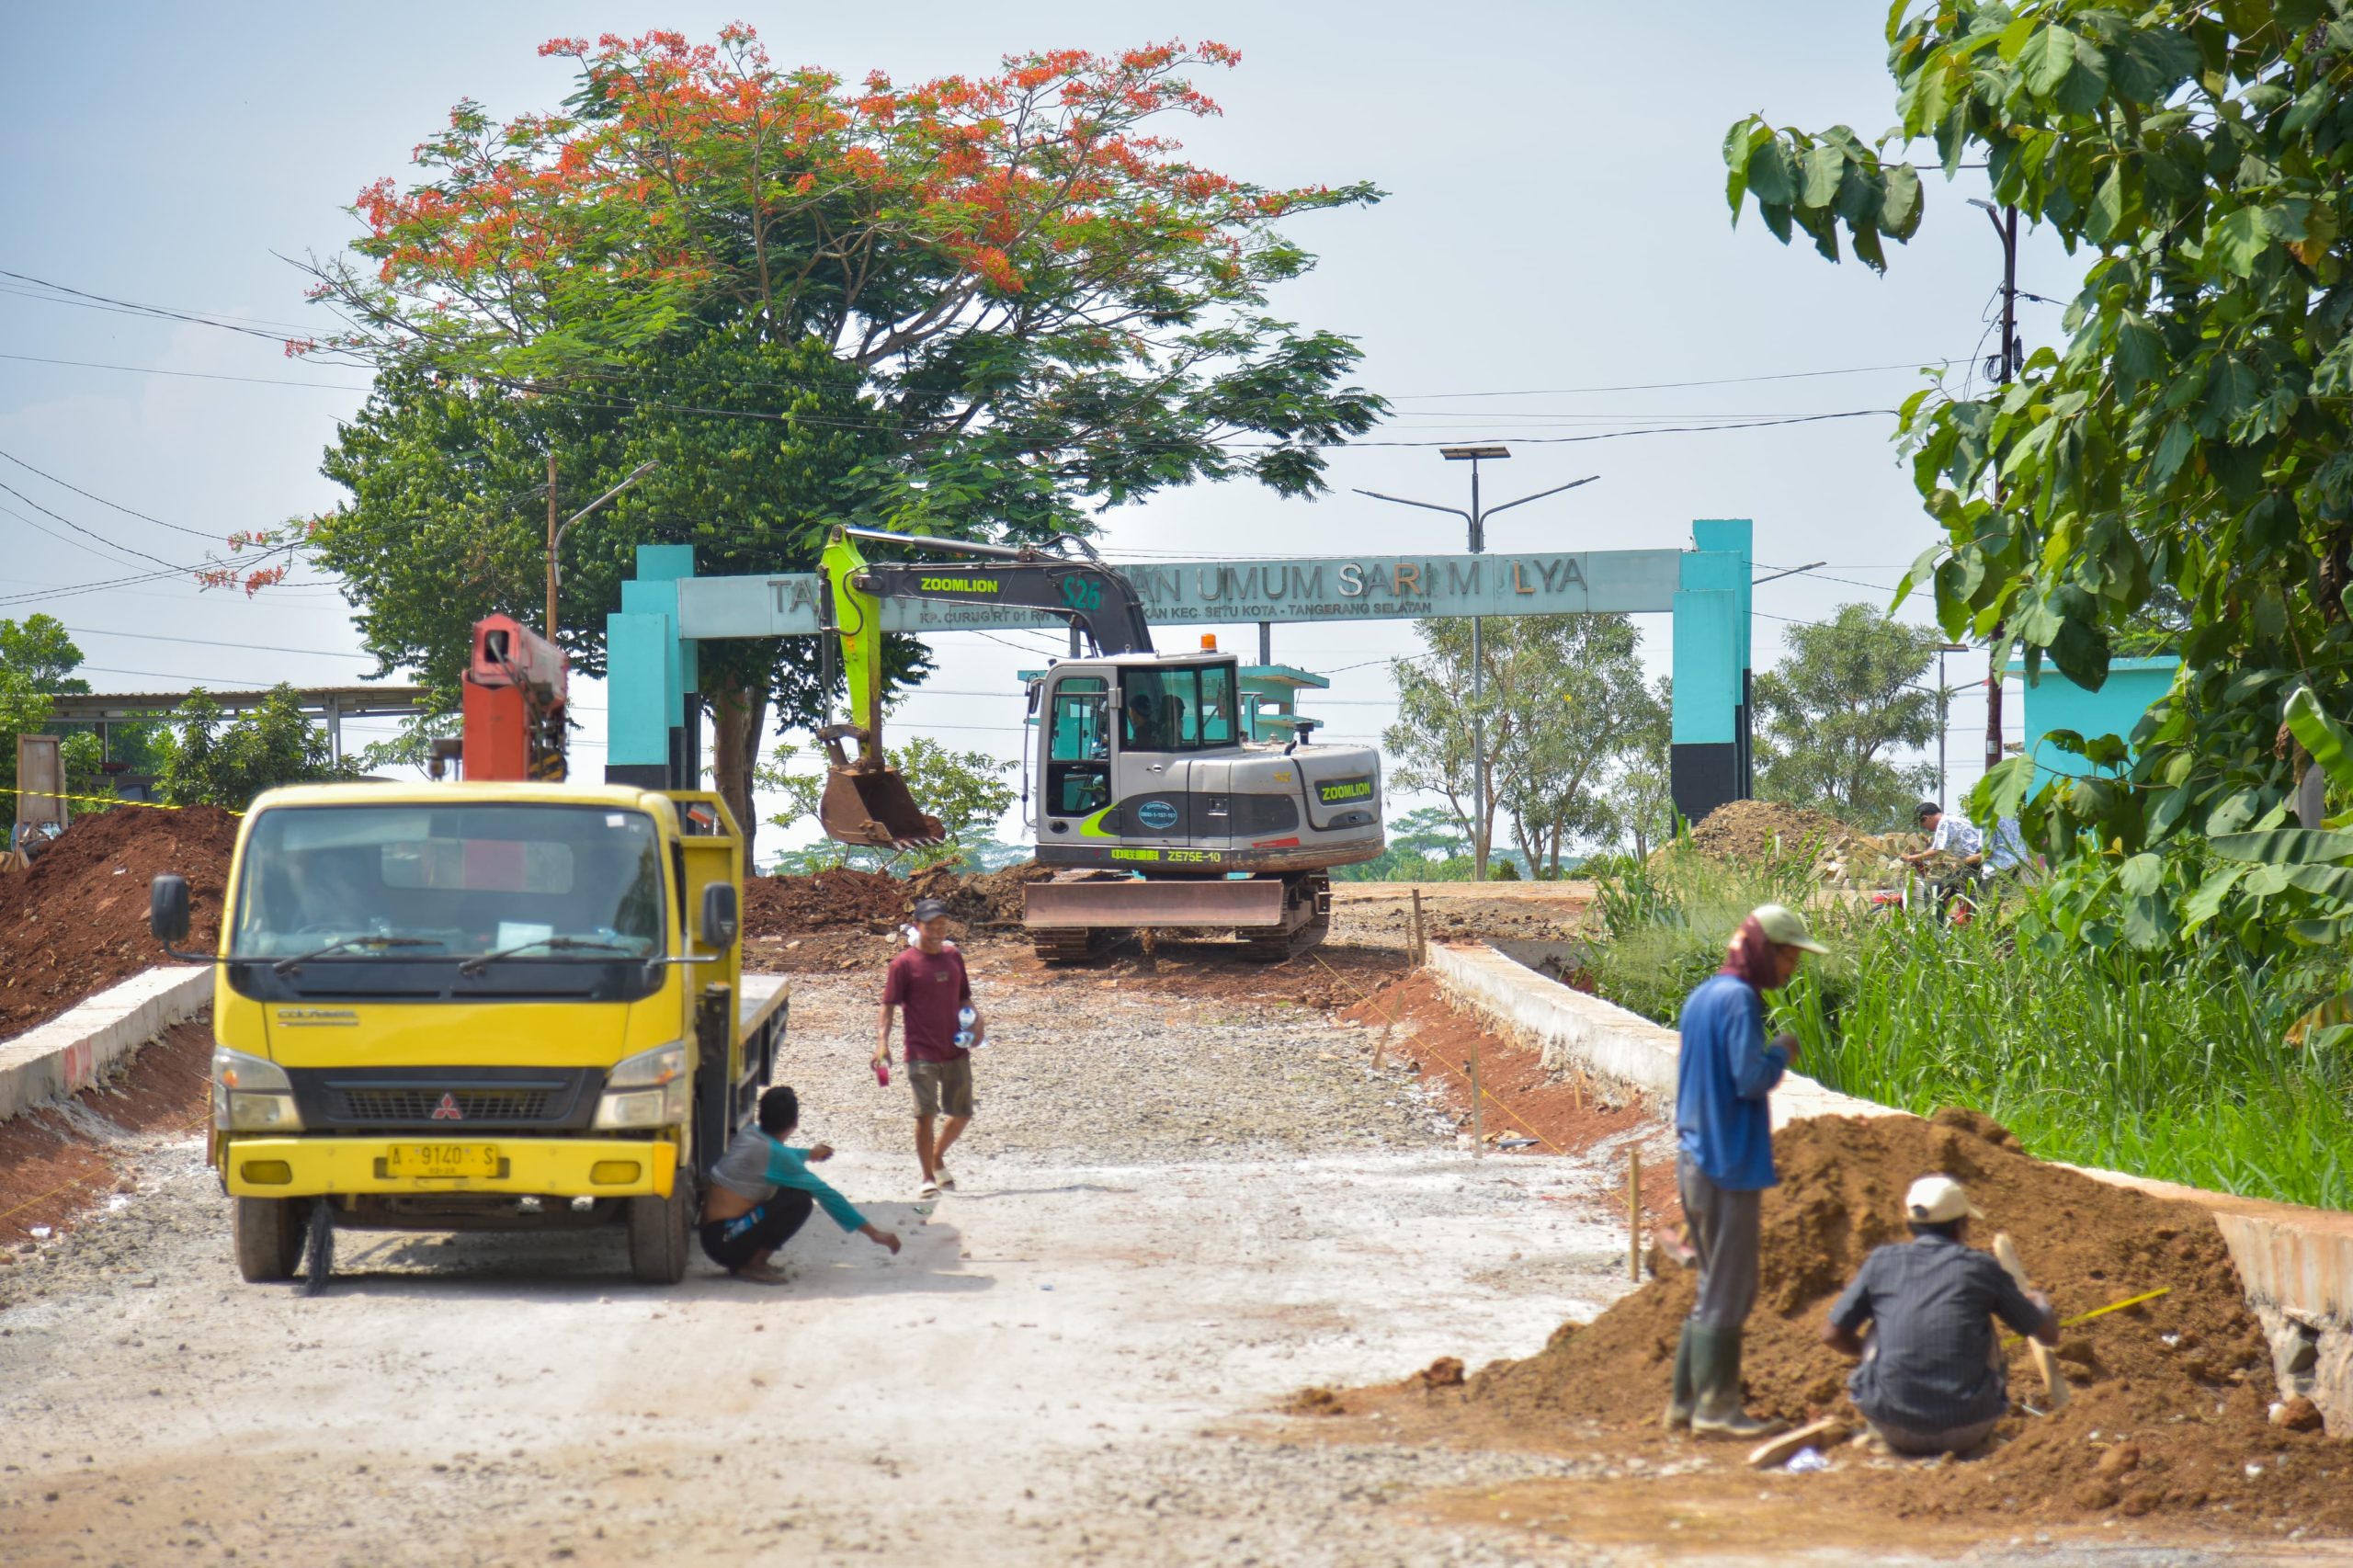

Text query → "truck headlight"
[593,1043,688,1131]
[212,1047,302,1133]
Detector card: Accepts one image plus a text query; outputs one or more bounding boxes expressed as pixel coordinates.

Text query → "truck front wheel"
[233,1197,304,1282]
[626,1176,693,1285]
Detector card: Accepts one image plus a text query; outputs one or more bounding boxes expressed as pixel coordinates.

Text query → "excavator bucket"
[819,767,945,849]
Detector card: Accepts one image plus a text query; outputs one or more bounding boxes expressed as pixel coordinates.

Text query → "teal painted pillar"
[1688,518,1755,796]
[1671,519,1753,825]
[605,544,699,788]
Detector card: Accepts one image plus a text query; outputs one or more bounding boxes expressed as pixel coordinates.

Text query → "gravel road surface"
[1,966,1650,1567]
[0,962,2281,1566]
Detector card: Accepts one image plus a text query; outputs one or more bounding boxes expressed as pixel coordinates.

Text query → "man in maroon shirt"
[875,897,986,1199]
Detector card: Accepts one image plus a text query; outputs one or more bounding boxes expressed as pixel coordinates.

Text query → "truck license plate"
[384,1143,502,1180]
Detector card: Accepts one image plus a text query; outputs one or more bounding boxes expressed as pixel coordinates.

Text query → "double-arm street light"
[1355,448,1598,881]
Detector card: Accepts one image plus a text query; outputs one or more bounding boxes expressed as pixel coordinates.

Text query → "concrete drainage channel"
[1425,937,2353,1433]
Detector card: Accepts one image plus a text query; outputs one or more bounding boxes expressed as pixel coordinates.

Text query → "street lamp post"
[1354,451,1597,881]
[545,459,661,644]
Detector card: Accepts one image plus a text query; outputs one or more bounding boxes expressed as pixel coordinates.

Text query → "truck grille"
[286,1067,602,1131]
[331,1087,556,1123]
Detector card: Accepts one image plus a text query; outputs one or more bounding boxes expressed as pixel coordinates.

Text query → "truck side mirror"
[699,882,740,949]
[151,874,191,944]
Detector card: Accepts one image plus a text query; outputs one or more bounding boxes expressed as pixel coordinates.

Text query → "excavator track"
[1031,927,1109,964]
[1238,872,1332,962]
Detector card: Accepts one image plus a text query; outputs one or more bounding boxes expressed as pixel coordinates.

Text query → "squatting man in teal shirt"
[700,1085,901,1284]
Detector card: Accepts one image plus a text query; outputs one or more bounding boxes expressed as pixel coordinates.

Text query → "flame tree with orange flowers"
[290,28,1383,860]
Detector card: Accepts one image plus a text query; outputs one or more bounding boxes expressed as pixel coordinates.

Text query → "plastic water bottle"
[954,1006,981,1051]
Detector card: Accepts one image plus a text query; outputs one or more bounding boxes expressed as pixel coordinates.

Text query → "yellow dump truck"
[149,782,786,1285]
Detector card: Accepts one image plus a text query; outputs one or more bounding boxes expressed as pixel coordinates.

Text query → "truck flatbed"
[739,974,790,1040]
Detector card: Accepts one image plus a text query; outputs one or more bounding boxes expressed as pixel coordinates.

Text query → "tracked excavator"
[813,526,1385,960]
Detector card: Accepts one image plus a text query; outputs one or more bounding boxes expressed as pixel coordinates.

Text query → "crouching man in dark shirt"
[1821,1175,2060,1455]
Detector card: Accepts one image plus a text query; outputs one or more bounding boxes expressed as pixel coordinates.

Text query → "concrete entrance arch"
[601,518,1756,828]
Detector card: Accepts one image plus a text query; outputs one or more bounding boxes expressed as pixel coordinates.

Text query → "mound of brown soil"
[1444,1108,2347,1530]
[0,806,236,1040]
[740,866,905,935]
[904,859,1055,926]
[741,860,1052,938]
[1686,799,1912,885]
[1688,799,1861,861]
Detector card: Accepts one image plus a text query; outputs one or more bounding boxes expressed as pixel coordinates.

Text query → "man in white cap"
[1665,902,1827,1439]
[1820,1174,2060,1455]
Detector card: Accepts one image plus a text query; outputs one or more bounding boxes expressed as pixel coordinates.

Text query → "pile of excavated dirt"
[1376,1108,2351,1534]
[740,860,1053,938]
[904,858,1056,926]
[0,806,236,1040]
[741,866,907,934]
[1685,799,1911,885]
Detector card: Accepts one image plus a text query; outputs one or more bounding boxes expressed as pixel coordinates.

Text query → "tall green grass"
[1584,846,1817,1025]
[1587,852,2353,1210]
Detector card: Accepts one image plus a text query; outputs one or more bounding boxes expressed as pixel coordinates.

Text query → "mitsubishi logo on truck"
[430,1094,465,1121]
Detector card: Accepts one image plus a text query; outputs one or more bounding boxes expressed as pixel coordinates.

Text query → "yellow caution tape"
[2003,1285,2171,1346]
[2062,1285,2170,1327]
[25,790,241,815]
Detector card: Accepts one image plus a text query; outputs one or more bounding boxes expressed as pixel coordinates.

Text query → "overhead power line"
[0,479,181,569]
[1389,358,1965,400]
[0,350,369,392]
[0,448,222,538]
[0,268,305,340]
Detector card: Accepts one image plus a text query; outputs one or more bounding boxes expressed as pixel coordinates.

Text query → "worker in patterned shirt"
[1821,1175,2059,1455]
[1903,801,1988,922]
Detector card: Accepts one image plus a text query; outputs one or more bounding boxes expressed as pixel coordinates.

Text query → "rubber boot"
[1689,1325,1786,1440]
[1661,1322,1697,1431]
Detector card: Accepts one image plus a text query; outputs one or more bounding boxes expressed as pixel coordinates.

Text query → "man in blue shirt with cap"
[1665,902,1826,1439]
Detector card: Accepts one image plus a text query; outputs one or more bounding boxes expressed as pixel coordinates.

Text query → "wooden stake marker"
[1626,1148,1643,1281]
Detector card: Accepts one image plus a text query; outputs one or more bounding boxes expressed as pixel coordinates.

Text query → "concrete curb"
[1424,940,1897,1129]
[1424,937,2353,1430]
[0,967,212,1122]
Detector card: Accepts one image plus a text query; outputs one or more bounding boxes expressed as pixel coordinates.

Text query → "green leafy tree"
[1386,614,1656,875]
[0,666,55,802]
[1598,676,1677,858]
[1754,605,1941,829]
[295,30,1384,866]
[1722,0,2353,866]
[0,614,87,693]
[757,735,1014,873]
[156,688,361,810]
[1332,804,1480,882]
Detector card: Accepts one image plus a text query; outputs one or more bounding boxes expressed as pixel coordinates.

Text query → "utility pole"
[1971,199,2022,787]
[545,459,661,646]
[1355,456,1597,881]
[545,452,560,639]
[1935,642,1968,805]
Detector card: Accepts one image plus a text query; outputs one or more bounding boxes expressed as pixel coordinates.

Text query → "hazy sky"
[1,2,2075,844]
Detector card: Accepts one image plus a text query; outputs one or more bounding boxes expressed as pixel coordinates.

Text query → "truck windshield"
[231,804,665,962]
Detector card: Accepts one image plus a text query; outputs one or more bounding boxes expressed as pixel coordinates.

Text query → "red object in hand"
[874,1058,891,1086]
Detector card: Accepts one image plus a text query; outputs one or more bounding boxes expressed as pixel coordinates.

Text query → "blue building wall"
[2009,655,2179,780]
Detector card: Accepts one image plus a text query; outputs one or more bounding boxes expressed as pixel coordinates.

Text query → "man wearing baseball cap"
[1665,902,1828,1439]
[876,897,984,1199]
[1821,1174,2061,1455]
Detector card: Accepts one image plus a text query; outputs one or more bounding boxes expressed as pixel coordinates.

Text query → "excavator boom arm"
[814,526,1152,849]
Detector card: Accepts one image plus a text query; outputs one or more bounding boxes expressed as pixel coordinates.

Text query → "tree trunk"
[707,678,771,879]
